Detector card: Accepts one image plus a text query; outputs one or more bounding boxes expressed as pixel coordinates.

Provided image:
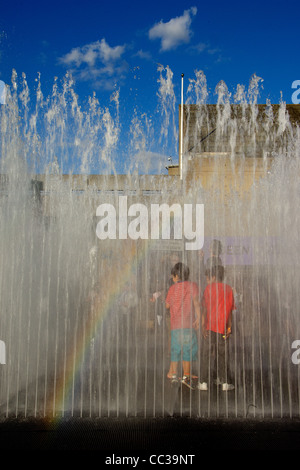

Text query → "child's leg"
[168,361,178,377]
[216,333,229,383]
[182,360,191,377]
[200,331,212,383]
[182,329,197,378]
[168,330,180,377]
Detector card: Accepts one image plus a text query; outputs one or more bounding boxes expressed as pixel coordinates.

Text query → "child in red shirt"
[198,264,235,391]
[165,262,201,389]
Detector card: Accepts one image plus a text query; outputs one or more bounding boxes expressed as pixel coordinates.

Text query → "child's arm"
[224,289,235,337]
[201,297,208,338]
[225,311,232,338]
[192,295,201,329]
[165,287,171,310]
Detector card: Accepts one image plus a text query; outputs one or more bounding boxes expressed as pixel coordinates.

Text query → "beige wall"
[184,153,274,197]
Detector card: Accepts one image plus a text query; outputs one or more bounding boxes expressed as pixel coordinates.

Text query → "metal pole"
[180,73,184,180]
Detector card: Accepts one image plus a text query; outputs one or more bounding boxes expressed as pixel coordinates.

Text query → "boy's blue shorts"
[171,329,198,362]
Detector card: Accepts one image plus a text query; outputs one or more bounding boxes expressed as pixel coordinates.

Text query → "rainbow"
[46,206,185,421]
[46,238,152,419]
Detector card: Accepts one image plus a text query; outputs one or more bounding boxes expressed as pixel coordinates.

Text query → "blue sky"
[0,0,299,173]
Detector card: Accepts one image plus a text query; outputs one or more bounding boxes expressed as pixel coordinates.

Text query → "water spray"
[180,73,184,180]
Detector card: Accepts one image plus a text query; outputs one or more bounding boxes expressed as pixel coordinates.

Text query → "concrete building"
[173,103,300,194]
[25,103,300,201]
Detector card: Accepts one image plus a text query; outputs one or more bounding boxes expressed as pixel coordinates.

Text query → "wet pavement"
[1,366,300,451]
[1,336,300,451]
[0,415,299,452]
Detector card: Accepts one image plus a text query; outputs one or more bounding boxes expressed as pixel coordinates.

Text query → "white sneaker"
[197,382,208,391]
[221,383,235,391]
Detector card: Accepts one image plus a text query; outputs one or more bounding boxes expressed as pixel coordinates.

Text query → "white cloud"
[58,38,127,90]
[188,42,208,54]
[60,39,126,67]
[149,7,197,51]
[134,49,152,61]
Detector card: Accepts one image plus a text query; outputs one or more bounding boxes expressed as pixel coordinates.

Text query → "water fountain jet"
[0,69,300,426]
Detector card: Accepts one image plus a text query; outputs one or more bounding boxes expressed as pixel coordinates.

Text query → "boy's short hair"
[171,262,189,281]
[210,239,222,256]
[205,264,224,282]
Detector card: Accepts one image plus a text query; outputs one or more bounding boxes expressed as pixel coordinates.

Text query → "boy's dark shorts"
[171,328,198,362]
